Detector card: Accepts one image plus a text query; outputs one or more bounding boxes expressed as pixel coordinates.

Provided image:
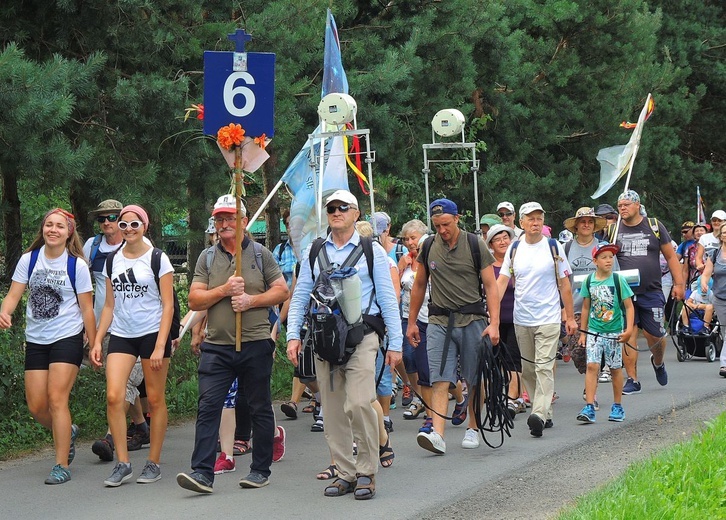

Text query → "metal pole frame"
[422,141,480,233]
[307,126,377,226]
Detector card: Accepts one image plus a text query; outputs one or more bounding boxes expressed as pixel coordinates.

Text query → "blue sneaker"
[621,378,641,395]
[68,424,79,465]
[651,355,668,386]
[45,464,71,485]
[608,403,625,422]
[418,417,433,434]
[577,404,596,423]
[451,396,468,426]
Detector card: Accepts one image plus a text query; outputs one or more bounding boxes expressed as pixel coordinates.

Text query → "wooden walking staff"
[234,145,244,351]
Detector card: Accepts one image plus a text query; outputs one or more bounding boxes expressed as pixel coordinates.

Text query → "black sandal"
[324,477,354,497]
[316,464,338,480]
[379,435,394,468]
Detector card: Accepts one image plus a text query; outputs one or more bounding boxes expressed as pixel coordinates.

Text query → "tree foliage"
[1,0,724,282]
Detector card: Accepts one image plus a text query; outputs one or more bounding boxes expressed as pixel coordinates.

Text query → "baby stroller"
[670,302,723,362]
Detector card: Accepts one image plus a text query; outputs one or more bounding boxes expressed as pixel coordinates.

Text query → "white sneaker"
[598,367,612,383]
[461,428,480,449]
[416,429,446,454]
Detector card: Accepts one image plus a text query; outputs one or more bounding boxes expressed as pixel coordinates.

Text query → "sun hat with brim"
[564,207,607,234]
[480,213,503,227]
[89,199,123,217]
[485,224,515,248]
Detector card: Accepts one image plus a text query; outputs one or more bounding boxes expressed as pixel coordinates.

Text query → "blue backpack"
[27,249,78,300]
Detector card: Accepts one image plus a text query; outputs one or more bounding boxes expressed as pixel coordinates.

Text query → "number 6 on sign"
[224,72,256,117]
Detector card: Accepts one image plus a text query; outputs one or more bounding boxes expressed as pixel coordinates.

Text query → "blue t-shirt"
[581,273,634,334]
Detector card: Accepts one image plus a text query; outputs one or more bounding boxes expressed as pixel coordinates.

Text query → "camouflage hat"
[89,199,123,217]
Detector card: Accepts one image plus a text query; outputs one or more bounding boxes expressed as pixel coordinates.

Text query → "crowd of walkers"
[1,189,724,499]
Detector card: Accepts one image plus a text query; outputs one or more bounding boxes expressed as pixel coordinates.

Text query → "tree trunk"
[1,165,22,285]
[262,161,280,252]
[69,179,95,242]
[186,163,208,280]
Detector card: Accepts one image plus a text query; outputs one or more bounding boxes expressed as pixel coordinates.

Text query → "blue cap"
[429,198,458,217]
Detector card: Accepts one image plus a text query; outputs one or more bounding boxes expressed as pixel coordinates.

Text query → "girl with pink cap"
[91,204,175,487]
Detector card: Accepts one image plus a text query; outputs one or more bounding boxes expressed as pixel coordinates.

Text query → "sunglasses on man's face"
[498,212,513,217]
[96,214,119,223]
[326,204,352,214]
[118,220,144,230]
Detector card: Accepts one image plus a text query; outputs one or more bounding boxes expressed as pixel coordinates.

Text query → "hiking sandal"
[354,474,376,500]
[324,478,354,497]
[379,435,394,468]
[316,464,338,480]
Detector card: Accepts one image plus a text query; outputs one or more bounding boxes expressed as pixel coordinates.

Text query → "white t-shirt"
[698,233,720,263]
[83,235,124,323]
[12,247,93,344]
[500,237,571,326]
[400,265,429,323]
[104,246,173,337]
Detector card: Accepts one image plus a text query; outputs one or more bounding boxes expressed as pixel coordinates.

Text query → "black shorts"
[25,332,84,370]
[108,332,172,359]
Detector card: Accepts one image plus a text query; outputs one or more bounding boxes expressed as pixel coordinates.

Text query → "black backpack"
[106,247,181,341]
[306,237,375,365]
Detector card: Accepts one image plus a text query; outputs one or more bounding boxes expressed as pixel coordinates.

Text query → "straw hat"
[564,207,607,234]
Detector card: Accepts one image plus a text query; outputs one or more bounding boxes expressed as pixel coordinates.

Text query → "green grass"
[557,412,726,519]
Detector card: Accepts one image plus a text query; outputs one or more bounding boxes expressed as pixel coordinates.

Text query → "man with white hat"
[177,194,289,493]
[498,202,577,438]
[286,189,402,500]
[497,201,523,238]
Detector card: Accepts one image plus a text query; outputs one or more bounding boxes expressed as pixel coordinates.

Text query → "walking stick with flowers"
[186,105,270,351]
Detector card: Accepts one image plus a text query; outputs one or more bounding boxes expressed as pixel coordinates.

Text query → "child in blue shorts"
[577,244,634,423]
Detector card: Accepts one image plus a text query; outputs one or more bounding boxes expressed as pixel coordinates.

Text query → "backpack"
[206,241,268,290]
[89,234,104,264]
[509,237,563,287]
[106,247,181,340]
[583,272,625,315]
[27,249,78,300]
[606,217,661,244]
[420,232,483,298]
[393,241,405,262]
[306,237,376,365]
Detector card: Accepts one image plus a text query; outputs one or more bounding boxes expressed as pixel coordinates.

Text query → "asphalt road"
[3,338,725,520]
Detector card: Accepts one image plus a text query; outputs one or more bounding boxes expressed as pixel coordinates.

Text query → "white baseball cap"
[212,194,246,216]
[497,201,515,213]
[519,201,545,216]
[711,210,726,221]
[325,189,359,208]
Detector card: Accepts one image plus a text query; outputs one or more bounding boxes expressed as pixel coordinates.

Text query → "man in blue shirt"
[286,189,402,501]
[273,209,297,290]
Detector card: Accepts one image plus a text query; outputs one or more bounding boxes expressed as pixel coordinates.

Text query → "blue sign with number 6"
[203,51,275,137]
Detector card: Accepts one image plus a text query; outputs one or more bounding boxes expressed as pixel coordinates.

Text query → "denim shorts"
[633,291,666,338]
[426,319,486,386]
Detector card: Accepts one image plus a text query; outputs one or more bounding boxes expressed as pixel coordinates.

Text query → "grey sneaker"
[68,424,79,465]
[177,471,213,494]
[137,460,161,483]
[104,462,133,487]
[239,472,270,488]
